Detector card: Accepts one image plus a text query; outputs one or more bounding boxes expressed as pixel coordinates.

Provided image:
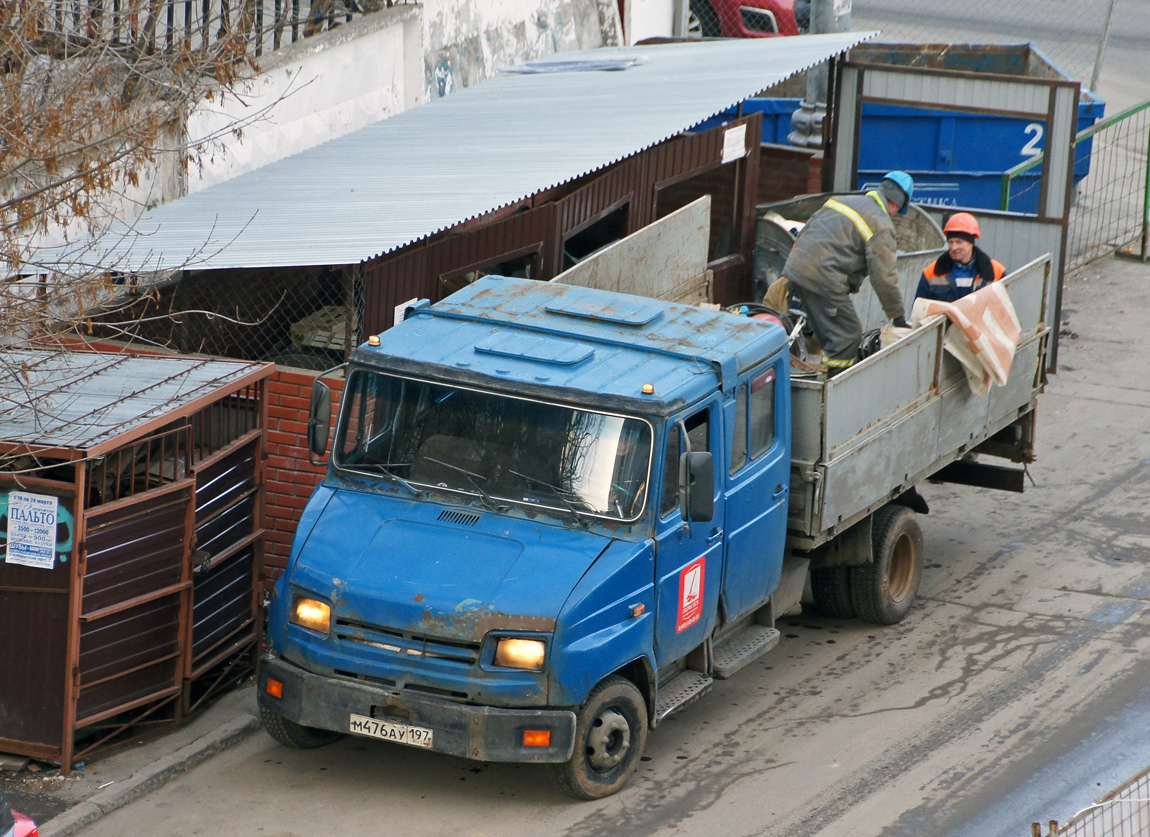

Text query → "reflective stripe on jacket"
[781,191,904,321]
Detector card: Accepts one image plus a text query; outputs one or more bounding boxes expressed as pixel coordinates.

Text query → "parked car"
[0,791,38,837]
[687,0,807,37]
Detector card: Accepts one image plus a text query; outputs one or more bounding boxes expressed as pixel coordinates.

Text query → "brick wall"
[263,368,343,577]
[758,143,823,203]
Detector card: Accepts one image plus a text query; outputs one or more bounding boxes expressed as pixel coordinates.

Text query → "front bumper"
[258,654,577,763]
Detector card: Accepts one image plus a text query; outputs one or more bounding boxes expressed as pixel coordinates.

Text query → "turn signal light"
[266,677,284,699]
[523,729,551,748]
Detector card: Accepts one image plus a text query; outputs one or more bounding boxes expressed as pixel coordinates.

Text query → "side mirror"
[308,381,333,460]
[679,451,714,523]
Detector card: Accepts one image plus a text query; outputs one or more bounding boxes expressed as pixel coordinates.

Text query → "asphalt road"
[64,260,1150,837]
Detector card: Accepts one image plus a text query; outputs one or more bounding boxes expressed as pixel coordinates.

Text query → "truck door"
[720,359,790,620]
[653,398,725,665]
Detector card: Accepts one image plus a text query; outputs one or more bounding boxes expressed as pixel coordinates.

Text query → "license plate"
[349,713,434,749]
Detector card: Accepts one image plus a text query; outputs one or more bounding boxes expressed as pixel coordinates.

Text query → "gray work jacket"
[781,191,904,320]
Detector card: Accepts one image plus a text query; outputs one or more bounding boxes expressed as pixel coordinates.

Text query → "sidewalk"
[0,682,260,837]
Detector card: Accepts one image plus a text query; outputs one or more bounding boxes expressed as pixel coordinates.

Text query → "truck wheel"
[260,704,342,748]
[550,675,648,800]
[850,505,924,625]
[809,566,857,618]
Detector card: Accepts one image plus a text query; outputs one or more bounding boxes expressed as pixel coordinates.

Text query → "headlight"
[290,596,331,634]
[493,638,546,670]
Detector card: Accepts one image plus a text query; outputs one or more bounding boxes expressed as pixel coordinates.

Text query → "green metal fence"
[1002,99,1150,269]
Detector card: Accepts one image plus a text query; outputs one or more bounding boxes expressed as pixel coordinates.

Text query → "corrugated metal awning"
[0,351,269,454]
[44,33,872,275]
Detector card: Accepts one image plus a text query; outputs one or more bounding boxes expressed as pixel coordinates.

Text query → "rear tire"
[809,566,857,618]
[850,504,924,625]
[550,676,648,800]
[260,704,343,748]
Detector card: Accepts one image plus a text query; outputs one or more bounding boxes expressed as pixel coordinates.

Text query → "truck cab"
[259,276,796,798]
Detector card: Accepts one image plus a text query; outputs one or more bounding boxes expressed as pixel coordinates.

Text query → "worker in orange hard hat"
[915,212,1006,303]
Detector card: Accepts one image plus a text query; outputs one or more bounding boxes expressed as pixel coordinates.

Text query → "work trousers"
[788,282,862,364]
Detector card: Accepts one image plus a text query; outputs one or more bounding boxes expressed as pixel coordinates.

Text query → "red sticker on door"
[676,557,705,633]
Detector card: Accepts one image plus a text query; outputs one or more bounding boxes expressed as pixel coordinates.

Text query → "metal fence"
[8,0,415,59]
[1004,99,1150,268]
[1038,765,1150,836]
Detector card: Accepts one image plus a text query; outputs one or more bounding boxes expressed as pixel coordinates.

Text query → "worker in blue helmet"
[776,171,914,375]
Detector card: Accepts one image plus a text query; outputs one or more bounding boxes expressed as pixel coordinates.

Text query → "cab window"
[661,408,710,517]
[749,368,776,456]
[730,367,776,474]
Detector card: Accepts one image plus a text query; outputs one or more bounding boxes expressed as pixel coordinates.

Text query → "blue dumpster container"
[855,98,1105,213]
[692,97,799,144]
[697,95,1104,213]
[694,40,1106,214]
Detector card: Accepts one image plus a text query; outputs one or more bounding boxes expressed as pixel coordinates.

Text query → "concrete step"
[655,670,713,723]
[713,624,780,680]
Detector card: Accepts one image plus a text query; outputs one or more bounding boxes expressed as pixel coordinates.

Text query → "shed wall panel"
[0,591,69,746]
[77,594,183,720]
[191,545,256,661]
[83,489,191,615]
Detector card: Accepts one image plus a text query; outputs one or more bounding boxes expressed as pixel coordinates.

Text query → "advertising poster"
[5,491,59,570]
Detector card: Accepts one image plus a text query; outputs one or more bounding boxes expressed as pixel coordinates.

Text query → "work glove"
[892,316,908,329]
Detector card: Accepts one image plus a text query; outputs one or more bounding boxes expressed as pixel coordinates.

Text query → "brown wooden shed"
[0,350,272,770]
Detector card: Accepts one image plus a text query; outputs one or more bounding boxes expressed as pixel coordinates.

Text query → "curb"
[38,714,261,837]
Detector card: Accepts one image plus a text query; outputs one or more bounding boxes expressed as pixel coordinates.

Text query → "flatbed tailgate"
[787,255,1050,548]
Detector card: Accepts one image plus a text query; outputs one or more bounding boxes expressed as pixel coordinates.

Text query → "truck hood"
[290,489,615,642]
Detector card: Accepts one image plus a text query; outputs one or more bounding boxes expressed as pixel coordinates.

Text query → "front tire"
[850,504,924,625]
[260,704,343,748]
[551,676,648,800]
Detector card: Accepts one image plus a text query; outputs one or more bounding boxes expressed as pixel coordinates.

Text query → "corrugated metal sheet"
[0,351,267,452]
[42,33,872,275]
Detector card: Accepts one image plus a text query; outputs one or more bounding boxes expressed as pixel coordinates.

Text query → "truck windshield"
[333,371,653,521]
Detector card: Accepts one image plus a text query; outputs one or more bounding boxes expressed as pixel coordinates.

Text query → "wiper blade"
[349,461,420,497]
[423,456,506,512]
[509,469,591,527]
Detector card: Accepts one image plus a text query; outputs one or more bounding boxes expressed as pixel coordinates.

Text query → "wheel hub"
[889,532,914,602]
[586,707,631,771]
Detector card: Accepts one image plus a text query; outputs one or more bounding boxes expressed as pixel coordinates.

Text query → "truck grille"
[333,617,481,667]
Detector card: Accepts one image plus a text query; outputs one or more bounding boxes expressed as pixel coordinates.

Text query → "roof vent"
[438,510,480,527]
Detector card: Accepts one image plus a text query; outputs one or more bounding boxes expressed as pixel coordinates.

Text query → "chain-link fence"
[850,0,1118,92]
[76,264,359,370]
[688,0,1138,96]
[687,0,805,38]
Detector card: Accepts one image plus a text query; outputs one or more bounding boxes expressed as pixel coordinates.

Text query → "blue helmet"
[881,171,915,215]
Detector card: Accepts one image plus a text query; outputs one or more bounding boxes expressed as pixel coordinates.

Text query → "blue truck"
[258,257,1049,798]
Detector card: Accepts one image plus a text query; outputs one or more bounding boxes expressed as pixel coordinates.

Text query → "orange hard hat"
[943,212,980,239]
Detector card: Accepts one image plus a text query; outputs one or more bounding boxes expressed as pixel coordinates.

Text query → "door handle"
[707,528,724,545]
[772,484,787,501]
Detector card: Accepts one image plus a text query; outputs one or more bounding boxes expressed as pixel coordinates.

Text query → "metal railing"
[7,0,415,59]
[1038,764,1150,836]
[1002,99,1150,269]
